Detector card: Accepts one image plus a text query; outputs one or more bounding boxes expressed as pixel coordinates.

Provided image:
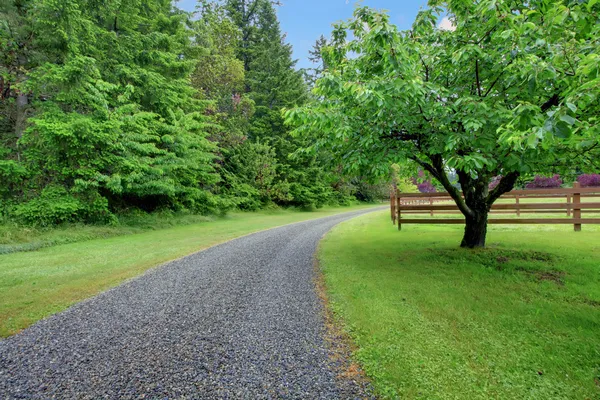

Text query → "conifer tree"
[219,0,342,207]
[1,0,223,223]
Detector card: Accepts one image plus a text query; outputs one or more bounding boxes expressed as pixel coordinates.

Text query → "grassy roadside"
[0,204,379,254]
[0,212,218,254]
[0,203,379,337]
[319,211,600,399]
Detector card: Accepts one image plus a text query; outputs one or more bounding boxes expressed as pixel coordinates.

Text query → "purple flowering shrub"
[417,181,437,193]
[525,174,563,189]
[411,171,437,193]
[577,174,600,187]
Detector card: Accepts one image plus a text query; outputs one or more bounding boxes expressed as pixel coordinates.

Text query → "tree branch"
[483,58,515,97]
[417,104,431,122]
[411,154,474,217]
[419,54,429,82]
[475,59,482,97]
[487,171,519,206]
[477,25,497,45]
[381,131,420,141]
[541,93,561,112]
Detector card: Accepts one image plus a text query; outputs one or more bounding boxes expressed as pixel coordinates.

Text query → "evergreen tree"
[304,35,328,88]
[1,0,223,224]
[218,0,343,208]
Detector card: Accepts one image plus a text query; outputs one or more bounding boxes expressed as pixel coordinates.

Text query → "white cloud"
[438,16,456,31]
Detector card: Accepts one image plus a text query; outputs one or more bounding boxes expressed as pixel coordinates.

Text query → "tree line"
[0,0,374,226]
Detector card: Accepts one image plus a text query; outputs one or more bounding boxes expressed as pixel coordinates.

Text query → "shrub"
[525,174,563,189]
[417,181,437,193]
[410,170,437,193]
[577,174,600,187]
[397,178,419,194]
[14,186,113,226]
[352,180,390,202]
[390,164,419,194]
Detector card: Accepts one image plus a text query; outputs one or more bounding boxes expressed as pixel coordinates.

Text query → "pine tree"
[304,35,328,88]
[199,0,349,208]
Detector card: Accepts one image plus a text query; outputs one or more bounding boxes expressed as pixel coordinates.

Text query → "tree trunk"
[419,155,520,249]
[456,169,494,249]
[461,210,489,248]
[15,93,28,139]
[14,93,29,162]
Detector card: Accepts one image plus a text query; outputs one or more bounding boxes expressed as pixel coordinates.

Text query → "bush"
[390,164,419,194]
[525,174,563,189]
[352,180,390,202]
[0,159,27,198]
[417,181,437,193]
[13,186,113,226]
[577,174,600,187]
[410,169,437,193]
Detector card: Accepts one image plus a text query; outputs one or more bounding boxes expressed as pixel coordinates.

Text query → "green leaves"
[287,0,600,201]
[0,0,229,219]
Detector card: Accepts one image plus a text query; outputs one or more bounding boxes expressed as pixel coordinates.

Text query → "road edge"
[312,210,385,399]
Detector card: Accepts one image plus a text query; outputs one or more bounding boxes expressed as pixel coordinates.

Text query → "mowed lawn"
[319,211,600,399]
[0,204,379,337]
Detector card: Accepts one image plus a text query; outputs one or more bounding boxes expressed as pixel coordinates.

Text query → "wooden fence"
[391,183,600,231]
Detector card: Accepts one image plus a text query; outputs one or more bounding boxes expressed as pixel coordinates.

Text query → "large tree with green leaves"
[286,0,600,247]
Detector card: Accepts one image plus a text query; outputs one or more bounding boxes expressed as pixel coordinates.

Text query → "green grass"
[0,203,379,337]
[319,211,600,399]
[0,211,218,254]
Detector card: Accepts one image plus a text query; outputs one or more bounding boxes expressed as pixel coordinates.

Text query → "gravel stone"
[0,208,382,399]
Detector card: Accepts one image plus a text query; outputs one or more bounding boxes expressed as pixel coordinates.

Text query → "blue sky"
[175,0,428,69]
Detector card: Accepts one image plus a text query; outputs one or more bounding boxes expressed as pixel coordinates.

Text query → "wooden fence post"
[390,192,395,225]
[397,191,402,231]
[573,182,581,232]
[566,194,571,217]
[515,195,520,217]
[430,198,434,217]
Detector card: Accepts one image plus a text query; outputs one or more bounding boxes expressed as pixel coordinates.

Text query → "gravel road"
[0,208,381,399]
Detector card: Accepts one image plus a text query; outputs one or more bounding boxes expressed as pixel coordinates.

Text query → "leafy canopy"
[287,0,599,188]
[286,0,599,247]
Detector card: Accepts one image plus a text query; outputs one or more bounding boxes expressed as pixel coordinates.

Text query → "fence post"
[430,198,434,217]
[566,194,571,217]
[573,182,581,232]
[397,191,402,231]
[390,192,395,225]
[515,195,520,217]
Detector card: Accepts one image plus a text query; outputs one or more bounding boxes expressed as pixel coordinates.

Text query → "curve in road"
[0,208,381,399]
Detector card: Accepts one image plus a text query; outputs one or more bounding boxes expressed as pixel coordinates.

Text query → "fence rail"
[390,183,600,231]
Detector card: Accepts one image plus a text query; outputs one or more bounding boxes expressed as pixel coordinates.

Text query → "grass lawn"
[319,211,600,399]
[0,203,379,337]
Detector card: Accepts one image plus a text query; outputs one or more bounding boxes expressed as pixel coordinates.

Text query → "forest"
[0,0,382,226]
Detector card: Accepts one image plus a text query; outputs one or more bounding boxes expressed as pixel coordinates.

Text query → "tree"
[304,35,328,87]
[192,5,245,105]
[192,1,253,150]
[308,35,327,69]
[286,0,600,247]
[1,0,224,223]
[204,0,343,209]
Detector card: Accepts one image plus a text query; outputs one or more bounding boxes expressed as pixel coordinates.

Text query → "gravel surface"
[0,208,381,399]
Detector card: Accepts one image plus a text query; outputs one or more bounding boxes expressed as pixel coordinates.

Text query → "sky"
[175,0,429,69]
